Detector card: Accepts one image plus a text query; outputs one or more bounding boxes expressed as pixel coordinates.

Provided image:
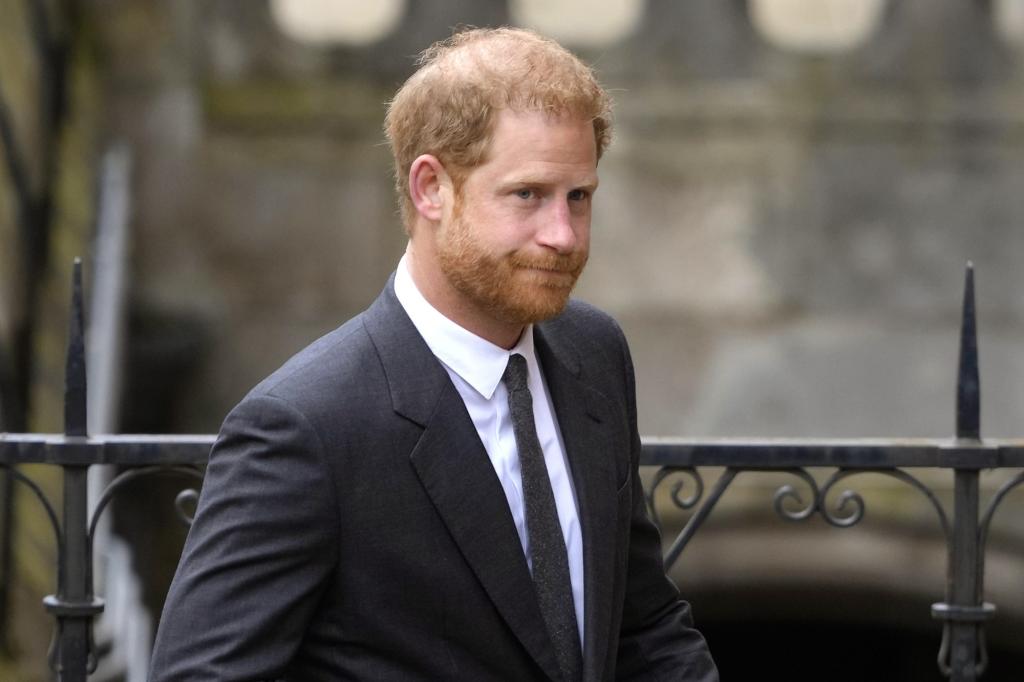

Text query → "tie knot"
[503,353,529,392]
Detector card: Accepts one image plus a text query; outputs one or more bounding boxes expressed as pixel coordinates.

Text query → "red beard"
[436,212,588,326]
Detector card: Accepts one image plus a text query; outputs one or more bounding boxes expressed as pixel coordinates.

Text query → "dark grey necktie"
[503,353,582,682]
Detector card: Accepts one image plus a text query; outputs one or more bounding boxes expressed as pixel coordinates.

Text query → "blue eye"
[568,189,589,201]
[515,189,534,199]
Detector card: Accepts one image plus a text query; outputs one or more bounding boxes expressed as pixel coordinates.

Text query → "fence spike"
[956,262,980,441]
[64,258,87,437]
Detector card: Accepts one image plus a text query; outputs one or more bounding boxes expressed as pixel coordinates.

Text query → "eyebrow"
[499,174,599,191]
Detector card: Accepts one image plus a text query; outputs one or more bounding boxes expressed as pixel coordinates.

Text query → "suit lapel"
[408,388,566,681]
[363,280,564,682]
[535,323,620,682]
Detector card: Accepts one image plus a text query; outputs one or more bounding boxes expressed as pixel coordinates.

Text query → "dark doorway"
[695,587,1024,681]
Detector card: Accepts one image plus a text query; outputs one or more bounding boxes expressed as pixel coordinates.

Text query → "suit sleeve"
[149,393,339,681]
[612,325,719,682]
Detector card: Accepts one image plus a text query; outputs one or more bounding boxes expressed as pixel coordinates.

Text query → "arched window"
[510,0,644,47]
[749,0,886,54]
[270,0,406,46]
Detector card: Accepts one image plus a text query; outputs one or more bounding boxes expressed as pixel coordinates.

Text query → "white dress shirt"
[394,255,585,644]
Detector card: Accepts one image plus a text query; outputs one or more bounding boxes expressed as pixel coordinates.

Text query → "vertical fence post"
[947,471,981,682]
[937,264,986,681]
[43,260,103,680]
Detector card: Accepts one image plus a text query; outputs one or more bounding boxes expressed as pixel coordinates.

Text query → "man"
[151,27,717,681]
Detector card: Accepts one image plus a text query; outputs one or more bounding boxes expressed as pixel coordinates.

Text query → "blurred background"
[3,0,1024,679]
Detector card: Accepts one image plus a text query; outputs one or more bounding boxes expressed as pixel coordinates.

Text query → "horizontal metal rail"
[5,434,1024,467]
[643,437,1024,469]
[0,434,215,466]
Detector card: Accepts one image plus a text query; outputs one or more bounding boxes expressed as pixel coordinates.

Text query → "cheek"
[486,209,533,246]
[573,218,591,246]
[462,198,508,228]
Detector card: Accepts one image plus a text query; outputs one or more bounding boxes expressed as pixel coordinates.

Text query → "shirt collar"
[394,254,536,400]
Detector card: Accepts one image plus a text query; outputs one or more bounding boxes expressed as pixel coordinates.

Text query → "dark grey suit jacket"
[150,277,717,681]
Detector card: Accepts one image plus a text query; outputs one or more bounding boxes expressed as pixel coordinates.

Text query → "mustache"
[508,252,587,274]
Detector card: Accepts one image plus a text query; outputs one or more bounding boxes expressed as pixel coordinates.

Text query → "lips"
[510,254,586,277]
[511,267,577,293]
[523,265,573,275]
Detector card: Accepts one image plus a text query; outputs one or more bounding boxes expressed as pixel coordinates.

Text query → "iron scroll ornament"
[645,465,952,558]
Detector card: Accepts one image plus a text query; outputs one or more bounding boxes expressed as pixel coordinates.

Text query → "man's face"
[435,109,598,329]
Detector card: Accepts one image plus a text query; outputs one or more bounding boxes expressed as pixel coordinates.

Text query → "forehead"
[474,109,598,182]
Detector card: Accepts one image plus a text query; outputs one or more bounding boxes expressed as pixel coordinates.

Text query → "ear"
[408,154,450,223]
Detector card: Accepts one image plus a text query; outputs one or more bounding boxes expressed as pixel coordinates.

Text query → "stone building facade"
[4,0,1024,679]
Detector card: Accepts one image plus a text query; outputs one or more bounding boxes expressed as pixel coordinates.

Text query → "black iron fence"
[1,260,1022,681]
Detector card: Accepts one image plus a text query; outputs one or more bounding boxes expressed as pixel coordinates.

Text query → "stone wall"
[92,1,1024,440]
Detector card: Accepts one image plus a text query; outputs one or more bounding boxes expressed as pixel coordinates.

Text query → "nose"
[536,199,578,253]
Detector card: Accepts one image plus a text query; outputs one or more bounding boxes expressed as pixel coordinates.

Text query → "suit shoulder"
[239,312,383,416]
[548,299,628,351]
